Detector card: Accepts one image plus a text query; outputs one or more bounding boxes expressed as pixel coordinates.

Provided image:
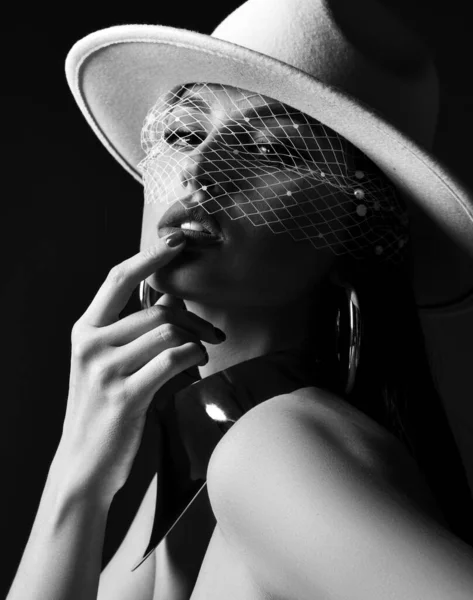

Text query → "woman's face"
[140,84,354,308]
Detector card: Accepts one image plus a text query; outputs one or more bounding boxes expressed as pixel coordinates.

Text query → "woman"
[7,1,473,599]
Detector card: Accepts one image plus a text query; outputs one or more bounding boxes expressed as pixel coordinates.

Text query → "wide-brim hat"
[65,0,473,308]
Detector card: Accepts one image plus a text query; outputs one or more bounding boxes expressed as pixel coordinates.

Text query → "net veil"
[137,83,410,264]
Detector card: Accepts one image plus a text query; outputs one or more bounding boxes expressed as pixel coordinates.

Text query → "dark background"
[2,2,473,597]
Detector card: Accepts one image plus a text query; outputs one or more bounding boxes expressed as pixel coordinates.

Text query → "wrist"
[47,446,116,513]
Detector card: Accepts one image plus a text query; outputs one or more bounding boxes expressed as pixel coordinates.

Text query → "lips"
[157,201,223,241]
[158,226,223,249]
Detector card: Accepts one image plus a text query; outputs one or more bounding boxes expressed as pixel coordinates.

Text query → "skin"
[140,83,356,377]
[94,85,473,600]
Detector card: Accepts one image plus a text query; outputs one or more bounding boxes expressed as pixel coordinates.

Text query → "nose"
[177,127,240,206]
[180,151,218,205]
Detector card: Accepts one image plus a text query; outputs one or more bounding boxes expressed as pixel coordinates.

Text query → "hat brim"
[65,25,473,308]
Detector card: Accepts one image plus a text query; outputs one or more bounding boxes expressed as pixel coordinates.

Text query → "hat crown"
[212,0,438,148]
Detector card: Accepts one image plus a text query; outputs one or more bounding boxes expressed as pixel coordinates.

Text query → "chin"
[149,261,218,303]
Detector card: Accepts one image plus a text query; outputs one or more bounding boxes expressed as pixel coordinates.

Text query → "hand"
[55,234,224,503]
[149,293,203,407]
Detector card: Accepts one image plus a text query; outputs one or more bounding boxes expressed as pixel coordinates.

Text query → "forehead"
[170,83,315,126]
[179,83,270,110]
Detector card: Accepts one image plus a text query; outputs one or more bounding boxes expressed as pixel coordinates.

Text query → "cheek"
[225,171,356,247]
[222,173,354,264]
[226,218,334,304]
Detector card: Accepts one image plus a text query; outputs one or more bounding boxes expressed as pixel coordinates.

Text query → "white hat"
[65,0,473,306]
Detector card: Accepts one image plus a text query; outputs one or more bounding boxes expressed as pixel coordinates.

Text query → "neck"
[184,295,326,378]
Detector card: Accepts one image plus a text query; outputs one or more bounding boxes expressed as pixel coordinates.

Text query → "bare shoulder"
[209,384,433,502]
[207,388,473,600]
[275,387,450,522]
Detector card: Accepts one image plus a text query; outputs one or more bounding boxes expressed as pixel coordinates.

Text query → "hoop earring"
[335,285,362,395]
[139,280,161,310]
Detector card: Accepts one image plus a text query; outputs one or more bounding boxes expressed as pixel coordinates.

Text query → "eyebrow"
[242,103,313,127]
[170,85,212,113]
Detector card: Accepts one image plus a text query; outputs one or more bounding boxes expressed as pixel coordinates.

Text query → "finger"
[126,342,207,404]
[82,233,187,327]
[116,323,207,373]
[156,293,186,309]
[101,302,224,346]
[152,294,209,385]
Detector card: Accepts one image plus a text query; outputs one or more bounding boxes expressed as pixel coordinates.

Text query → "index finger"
[155,293,186,310]
[82,233,186,327]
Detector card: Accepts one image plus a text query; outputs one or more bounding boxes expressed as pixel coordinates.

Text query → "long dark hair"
[343,259,473,547]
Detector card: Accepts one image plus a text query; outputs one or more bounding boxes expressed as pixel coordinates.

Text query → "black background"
[2,2,472,597]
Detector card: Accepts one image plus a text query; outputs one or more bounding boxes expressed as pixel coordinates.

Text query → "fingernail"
[214,327,226,342]
[166,231,186,248]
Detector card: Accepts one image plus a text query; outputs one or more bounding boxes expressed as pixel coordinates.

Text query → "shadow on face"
[139,83,367,310]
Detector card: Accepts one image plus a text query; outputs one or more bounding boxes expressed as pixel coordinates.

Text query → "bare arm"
[6,450,111,600]
[6,453,215,600]
[5,239,223,600]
